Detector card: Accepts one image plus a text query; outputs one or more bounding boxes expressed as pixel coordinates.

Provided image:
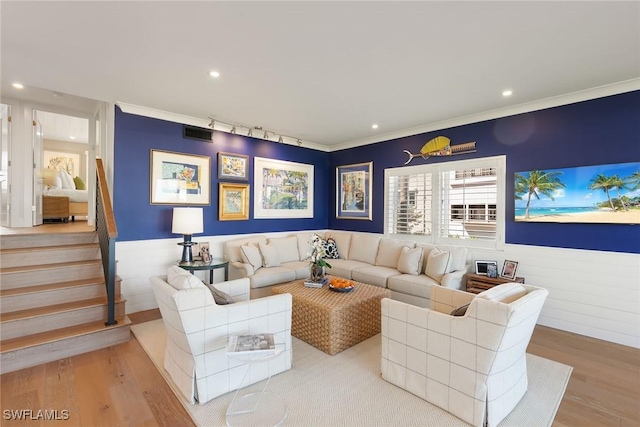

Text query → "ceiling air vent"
[183,125,213,142]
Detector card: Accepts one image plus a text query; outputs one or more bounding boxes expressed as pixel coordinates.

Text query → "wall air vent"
[183,125,213,142]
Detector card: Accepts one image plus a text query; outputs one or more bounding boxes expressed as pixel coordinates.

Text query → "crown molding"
[330,78,640,152]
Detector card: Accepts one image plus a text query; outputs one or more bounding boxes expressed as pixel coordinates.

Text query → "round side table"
[178,258,229,284]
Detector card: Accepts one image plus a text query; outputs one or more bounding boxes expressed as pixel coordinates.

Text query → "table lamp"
[172,207,204,264]
[42,168,57,193]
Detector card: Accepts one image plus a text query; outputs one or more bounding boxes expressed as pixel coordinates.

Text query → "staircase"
[0,229,131,374]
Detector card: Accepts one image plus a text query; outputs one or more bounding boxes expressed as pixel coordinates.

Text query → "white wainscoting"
[470,244,640,349]
[117,232,640,349]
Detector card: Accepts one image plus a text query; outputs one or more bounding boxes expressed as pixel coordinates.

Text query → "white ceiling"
[37,111,89,145]
[2,1,639,149]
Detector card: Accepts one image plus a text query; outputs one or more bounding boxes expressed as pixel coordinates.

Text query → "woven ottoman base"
[272,277,391,355]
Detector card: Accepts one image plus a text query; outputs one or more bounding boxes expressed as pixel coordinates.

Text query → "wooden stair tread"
[0,296,125,322]
[0,316,131,353]
[0,277,105,296]
[0,259,101,273]
[0,242,99,254]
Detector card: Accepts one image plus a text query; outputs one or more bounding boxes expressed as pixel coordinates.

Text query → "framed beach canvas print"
[253,157,313,219]
[218,152,249,181]
[514,161,640,224]
[219,182,249,221]
[336,162,373,220]
[150,150,210,205]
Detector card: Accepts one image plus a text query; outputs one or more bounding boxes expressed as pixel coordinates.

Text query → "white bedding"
[46,188,88,203]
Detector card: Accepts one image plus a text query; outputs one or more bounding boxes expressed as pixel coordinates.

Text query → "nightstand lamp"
[172,207,204,264]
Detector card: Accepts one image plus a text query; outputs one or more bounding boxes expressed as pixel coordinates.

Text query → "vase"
[309,263,325,283]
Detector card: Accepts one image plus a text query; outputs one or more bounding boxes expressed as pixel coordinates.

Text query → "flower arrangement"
[309,234,332,269]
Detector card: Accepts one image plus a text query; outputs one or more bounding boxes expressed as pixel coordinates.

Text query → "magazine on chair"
[227,333,276,356]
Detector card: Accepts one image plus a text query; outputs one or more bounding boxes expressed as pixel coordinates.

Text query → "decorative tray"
[329,284,354,293]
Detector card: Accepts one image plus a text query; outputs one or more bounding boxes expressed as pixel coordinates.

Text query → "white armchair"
[150,266,293,405]
[381,283,549,427]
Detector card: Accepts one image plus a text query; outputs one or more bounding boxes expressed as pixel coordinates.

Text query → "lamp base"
[178,235,196,264]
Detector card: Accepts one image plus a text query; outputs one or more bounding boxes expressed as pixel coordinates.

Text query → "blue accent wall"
[328,91,640,254]
[114,107,329,241]
[113,91,639,253]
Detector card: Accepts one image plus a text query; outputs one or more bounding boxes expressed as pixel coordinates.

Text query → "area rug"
[131,319,572,427]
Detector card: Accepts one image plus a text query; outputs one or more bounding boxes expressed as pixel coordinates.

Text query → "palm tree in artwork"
[588,174,617,211]
[514,170,566,219]
[610,174,629,211]
[627,170,640,190]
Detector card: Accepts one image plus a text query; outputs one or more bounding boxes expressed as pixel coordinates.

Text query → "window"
[384,156,505,249]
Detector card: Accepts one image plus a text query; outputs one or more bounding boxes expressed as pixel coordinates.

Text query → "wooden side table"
[465,273,525,294]
[43,196,69,223]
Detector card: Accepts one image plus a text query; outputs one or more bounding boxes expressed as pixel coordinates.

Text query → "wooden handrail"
[96,158,118,326]
[96,158,118,239]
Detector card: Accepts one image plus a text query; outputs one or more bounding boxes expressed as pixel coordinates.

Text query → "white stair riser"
[1,246,101,268]
[1,263,104,289]
[1,301,125,340]
[0,282,113,312]
[0,324,130,375]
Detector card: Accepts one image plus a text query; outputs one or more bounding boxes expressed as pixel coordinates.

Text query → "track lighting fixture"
[205,115,304,146]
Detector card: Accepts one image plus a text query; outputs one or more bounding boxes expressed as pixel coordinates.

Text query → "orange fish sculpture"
[403,136,476,165]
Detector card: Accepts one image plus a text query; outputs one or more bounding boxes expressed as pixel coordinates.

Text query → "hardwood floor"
[1,309,638,426]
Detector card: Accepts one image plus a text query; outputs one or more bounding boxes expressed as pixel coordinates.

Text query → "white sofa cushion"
[349,234,381,265]
[267,236,300,263]
[250,267,296,288]
[424,247,451,282]
[325,231,352,259]
[325,259,369,280]
[352,265,401,288]
[258,242,281,267]
[387,274,439,299]
[397,246,423,275]
[295,232,315,261]
[375,238,415,268]
[167,265,205,290]
[225,235,267,263]
[240,245,263,271]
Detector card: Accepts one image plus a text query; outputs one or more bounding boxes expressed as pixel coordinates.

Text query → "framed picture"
[486,264,498,278]
[501,260,519,280]
[150,150,210,205]
[254,157,314,219]
[515,161,640,224]
[219,182,250,221]
[474,260,497,276]
[199,242,211,262]
[218,152,249,181]
[336,162,373,220]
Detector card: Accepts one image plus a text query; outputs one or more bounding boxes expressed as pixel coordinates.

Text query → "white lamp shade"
[172,207,204,235]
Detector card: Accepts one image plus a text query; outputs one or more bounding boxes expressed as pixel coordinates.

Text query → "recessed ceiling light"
[12,83,24,89]
[209,71,220,78]
[69,136,76,140]
[502,90,513,97]
[372,124,379,129]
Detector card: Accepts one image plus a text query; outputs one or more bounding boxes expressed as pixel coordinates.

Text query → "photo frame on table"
[217,152,249,181]
[501,260,519,280]
[253,157,314,219]
[150,150,210,205]
[336,161,373,220]
[199,242,211,262]
[219,183,250,221]
[474,260,497,276]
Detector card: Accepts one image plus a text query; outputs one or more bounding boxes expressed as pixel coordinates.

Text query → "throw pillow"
[208,285,234,305]
[450,302,471,316]
[73,176,86,190]
[166,265,205,290]
[314,234,340,259]
[397,246,423,275]
[424,248,451,282]
[258,242,281,267]
[240,245,262,272]
[59,171,76,189]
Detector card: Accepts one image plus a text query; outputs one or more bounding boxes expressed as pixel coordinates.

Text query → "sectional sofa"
[223,231,470,307]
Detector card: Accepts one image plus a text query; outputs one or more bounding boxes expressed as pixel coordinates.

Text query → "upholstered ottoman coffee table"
[271,276,391,355]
